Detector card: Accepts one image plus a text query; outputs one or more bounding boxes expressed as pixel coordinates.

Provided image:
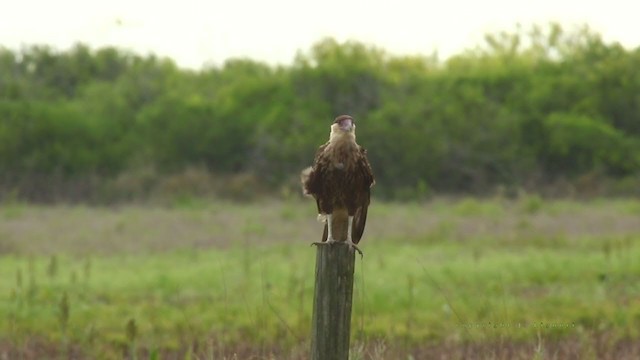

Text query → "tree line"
[0,23,639,202]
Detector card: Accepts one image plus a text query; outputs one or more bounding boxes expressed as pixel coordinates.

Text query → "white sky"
[1,0,638,69]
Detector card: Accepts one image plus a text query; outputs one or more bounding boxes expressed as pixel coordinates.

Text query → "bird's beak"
[339,118,353,131]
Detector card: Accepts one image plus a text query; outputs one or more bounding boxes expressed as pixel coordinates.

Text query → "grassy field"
[1,197,640,359]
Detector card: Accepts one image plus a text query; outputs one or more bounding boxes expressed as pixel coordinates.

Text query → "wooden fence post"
[310,243,356,360]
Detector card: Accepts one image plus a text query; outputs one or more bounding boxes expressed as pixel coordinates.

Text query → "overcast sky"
[1,0,638,69]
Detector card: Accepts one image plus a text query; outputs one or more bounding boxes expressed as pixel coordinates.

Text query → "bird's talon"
[311,240,362,258]
[311,240,338,247]
[347,243,364,258]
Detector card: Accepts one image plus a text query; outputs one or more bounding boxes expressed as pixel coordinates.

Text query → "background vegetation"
[1,23,639,202]
[2,199,640,358]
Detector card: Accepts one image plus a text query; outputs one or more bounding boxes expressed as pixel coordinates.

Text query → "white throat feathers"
[329,123,357,144]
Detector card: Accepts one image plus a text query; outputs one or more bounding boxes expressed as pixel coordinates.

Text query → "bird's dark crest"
[333,114,354,124]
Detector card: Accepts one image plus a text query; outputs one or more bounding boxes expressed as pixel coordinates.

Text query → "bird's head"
[330,115,356,142]
[333,115,354,132]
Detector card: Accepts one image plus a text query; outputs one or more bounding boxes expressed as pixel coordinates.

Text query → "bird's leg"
[326,214,336,243]
[345,215,363,258]
[311,214,337,247]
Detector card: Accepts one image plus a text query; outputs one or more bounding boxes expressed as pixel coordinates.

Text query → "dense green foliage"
[1,24,639,201]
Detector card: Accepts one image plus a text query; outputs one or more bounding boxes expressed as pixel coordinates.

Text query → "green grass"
[1,198,640,358]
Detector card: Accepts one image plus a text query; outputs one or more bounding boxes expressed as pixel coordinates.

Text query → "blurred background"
[1,1,639,359]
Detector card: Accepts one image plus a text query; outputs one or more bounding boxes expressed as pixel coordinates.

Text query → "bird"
[301,115,375,256]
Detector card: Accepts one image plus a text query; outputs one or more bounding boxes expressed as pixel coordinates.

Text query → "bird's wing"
[353,146,375,244]
[302,141,332,224]
[315,141,330,161]
[358,146,375,188]
[303,142,328,211]
[302,142,329,196]
[312,143,331,242]
[353,203,368,244]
